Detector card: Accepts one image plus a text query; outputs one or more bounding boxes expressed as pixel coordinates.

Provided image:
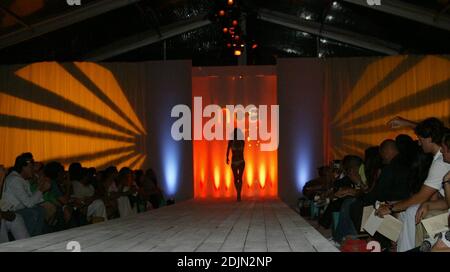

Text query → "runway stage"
[0,199,338,252]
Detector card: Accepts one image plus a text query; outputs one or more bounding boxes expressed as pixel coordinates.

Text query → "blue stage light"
[161,132,180,197]
[295,139,313,192]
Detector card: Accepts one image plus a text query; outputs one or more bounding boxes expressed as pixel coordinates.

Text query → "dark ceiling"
[0,0,449,66]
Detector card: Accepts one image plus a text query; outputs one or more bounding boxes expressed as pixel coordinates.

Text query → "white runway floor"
[0,199,339,252]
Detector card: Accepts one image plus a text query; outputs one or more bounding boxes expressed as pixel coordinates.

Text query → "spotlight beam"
[341,138,373,151]
[128,154,145,170]
[0,75,139,138]
[340,142,364,157]
[97,151,140,170]
[43,145,137,166]
[333,56,425,126]
[0,114,135,143]
[337,78,450,128]
[60,63,146,135]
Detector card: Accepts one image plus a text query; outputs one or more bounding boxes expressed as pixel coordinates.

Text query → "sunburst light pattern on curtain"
[0,62,147,169]
[324,55,450,162]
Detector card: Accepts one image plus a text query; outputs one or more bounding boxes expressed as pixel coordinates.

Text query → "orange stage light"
[259,164,266,189]
[192,67,277,199]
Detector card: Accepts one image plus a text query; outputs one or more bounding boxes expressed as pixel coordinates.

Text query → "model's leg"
[231,164,240,201]
[236,162,245,201]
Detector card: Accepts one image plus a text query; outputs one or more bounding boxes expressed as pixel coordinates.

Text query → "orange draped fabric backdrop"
[192,66,278,199]
[0,62,148,169]
[324,55,450,162]
[0,61,194,201]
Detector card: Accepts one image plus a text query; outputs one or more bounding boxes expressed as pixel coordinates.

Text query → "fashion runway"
[0,199,338,252]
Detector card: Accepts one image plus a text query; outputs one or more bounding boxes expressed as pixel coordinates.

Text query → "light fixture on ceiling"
[300,11,313,21]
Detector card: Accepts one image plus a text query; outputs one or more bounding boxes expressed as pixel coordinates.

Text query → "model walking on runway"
[226,128,245,202]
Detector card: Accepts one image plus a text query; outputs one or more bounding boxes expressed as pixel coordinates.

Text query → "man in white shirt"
[415,132,450,251]
[2,153,50,236]
[0,164,30,243]
[376,117,450,251]
[430,171,450,252]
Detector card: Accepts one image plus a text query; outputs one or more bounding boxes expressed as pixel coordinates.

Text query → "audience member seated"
[134,170,149,212]
[303,166,333,200]
[319,155,365,229]
[0,151,167,244]
[376,117,450,252]
[38,162,64,228]
[415,132,450,251]
[335,139,412,248]
[144,168,165,209]
[363,146,383,192]
[431,173,450,252]
[41,162,79,231]
[0,164,30,242]
[114,167,137,217]
[364,139,412,204]
[71,164,107,223]
[100,167,120,219]
[2,153,50,237]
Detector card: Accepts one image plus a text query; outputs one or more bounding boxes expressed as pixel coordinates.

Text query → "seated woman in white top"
[108,168,137,218]
[70,166,107,222]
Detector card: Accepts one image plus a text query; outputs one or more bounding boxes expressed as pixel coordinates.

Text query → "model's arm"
[226,141,231,164]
